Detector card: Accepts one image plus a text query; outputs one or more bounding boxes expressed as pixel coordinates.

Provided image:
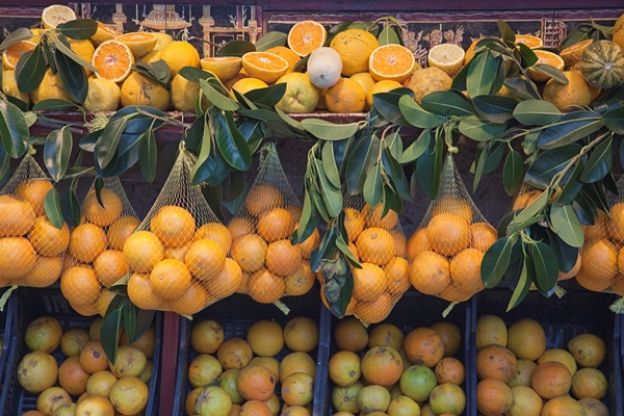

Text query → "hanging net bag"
[123,147,241,315]
[228,142,320,305]
[407,154,496,302]
[0,155,68,289]
[60,177,140,317]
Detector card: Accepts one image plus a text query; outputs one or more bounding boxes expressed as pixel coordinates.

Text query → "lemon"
[69,39,95,75]
[84,78,120,111]
[139,50,162,65]
[200,57,242,81]
[230,78,268,97]
[2,70,29,104]
[116,32,157,59]
[428,44,465,76]
[91,22,119,46]
[41,4,76,29]
[367,80,402,108]
[350,72,375,96]
[171,73,200,113]
[32,69,71,104]
[151,33,173,51]
[120,71,170,110]
[275,72,319,113]
[160,41,200,77]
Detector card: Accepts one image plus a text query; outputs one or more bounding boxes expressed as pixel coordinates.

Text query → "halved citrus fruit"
[115,32,157,58]
[287,21,327,57]
[2,41,36,70]
[560,39,593,67]
[527,50,565,82]
[200,57,242,81]
[369,44,416,82]
[91,22,120,45]
[427,43,465,76]
[92,40,134,83]
[42,4,76,29]
[515,34,543,49]
[266,46,300,72]
[241,52,289,84]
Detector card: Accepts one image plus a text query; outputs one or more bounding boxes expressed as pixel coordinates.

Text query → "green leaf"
[507,191,548,233]
[401,129,431,164]
[377,25,401,45]
[56,19,98,39]
[199,79,238,111]
[416,134,443,199]
[53,34,96,73]
[139,129,157,183]
[54,50,87,103]
[301,118,360,141]
[245,84,286,107]
[133,60,171,87]
[44,187,64,228]
[555,162,583,205]
[322,141,341,188]
[467,51,500,97]
[498,20,516,44]
[529,241,559,293]
[95,115,129,169]
[472,95,516,124]
[292,192,318,244]
[513,99,561,126]
[482,235,517,288]
[530,64,568,84]
[503,77,541,100]
[518,43,538,67]
[421,90,474,116]
[345,135,377,194]
[503,149,523,196]
[458,116,507,141]
[15,45,45,93]
[382,150,410,201]
[363,163,383,206]
[60,190,80,228]
[255,31,288,51]
[538,111,603,150]
[315,159,342,218]
[43,126,72,182]
[32,99,77,112]
[550,204,584,248]
[506,255,531,311]
[526,144,580,188]
[372,88,413,126]
[580,136,612,183]
[179,66,220,83]
[215,112,251,171]
[398,95,445,129]
[0,27,32,51]
[336,234,361,267]
[100,299,124,362]
[602,106,624,134]
[0,99,28,158]
[218,40,255,57]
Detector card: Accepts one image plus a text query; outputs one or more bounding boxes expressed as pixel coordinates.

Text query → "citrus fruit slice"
[241,52,288,84]
[200,57,242,81]
[369,44,416,82]
[2,40,36,70]
[266,46,300,72]
[427,43,465,76]
[115,32,157,58]
[527,50,565,82]
[91,22,120,45]
[515,34,543,49]
[41,5,76,29]
[560,39,593,67]
[92,40,134,83]
[287,21,327,57]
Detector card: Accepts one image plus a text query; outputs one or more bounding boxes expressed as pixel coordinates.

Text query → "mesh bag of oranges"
[407,154,496,303]
[123,147,241,316]
[228,142,320,306]
[60,177,140,317]
[0,155,68,290]
[323,198,410,324]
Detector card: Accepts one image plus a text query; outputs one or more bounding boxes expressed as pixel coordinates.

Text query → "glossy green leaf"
[507,190,548,233]
[372,88,413,126]
[580,136,612,183]
[398,95,445,129]
[363,163,383,207]
[315,159,342,218]
[255,31,287,51]
[401,129,431,164]
[550,204,584,248]
[56,19,98,39]
[0,99,28,158]
[53,34,96,72]
[218,40,255,57]
[377,25,401,45]
[0,27,32,51]
[531,64,568,84]
[60,189,81,228]
[525,144,581,188]
[345,135,377,194]
[54,50,87,103]
[555,162,583,205]
[336,234,361,267]
[382,150,410,201]
[538,111,603,150]
[32,99,77,112]
[215,112,251,171]
[482,235,517,288]
[467,51,500,97]
[421,90,474,116]
[322,141,341,188]
[100,299,123,362]
[472,95,516,124]
[503,149,523,196]
[139,129,157,183]
[506,254,531,311]
[458,116,507,141]
[385,131,403,162]
[95,115,129,169]
[603,106,624,134]
[199,79,238,111]
[301,118,360,141]
[43,126,72,182]
[416,134,443,199]
[15,45,45,93]
[498,20,516,44]
[513,99,561,126]
[530,241,559,293]
[292,192,318,244]
[179,66,219,83]
[245,84,286,107]
[503,77,541,100]
[44,187,64,228]
[518,43,538,67]
[133,60,171,87]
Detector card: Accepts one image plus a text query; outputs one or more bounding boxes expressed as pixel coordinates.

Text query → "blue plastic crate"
[323,290,473,416]
[172,292,331,416]
[470,289,623,416]
[0,287,163,416]
[0,292,17,394]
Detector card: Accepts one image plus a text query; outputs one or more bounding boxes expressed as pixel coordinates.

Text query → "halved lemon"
[2,40,36,70]
[92,40,134,83]
[91,22,120,46]
[527,50,565,82]
[369,44,416,82]
[151,32,173,51]
[427,43,465,76]
[287,21,327,57]
[515,34,543,49]
[200,57,242,81]
[560,39,593,67]
[115,32,157,58]
[41,4,76,29]
[241,52,288,84]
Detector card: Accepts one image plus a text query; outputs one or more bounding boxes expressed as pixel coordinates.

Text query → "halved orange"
[200,57,242,81]
[115,32,157,58]
[560,39,593,67]
[2,41,36,70]
[287,21,327,57]
[515,34,543,49]
[91,22,120,46]
[266,46,301,72]
[92,40,134,83]
[241,52,288,84]
[527,50,565,82]
[369,44,416,82]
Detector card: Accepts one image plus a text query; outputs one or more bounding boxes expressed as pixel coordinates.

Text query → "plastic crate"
[0,287,163,416]
[172,292,331,416]
[470,289,624,416]
[322,291,473,416]
[0,292,17,392]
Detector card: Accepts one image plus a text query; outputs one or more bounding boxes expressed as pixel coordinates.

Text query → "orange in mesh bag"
[407,154,496,302]
[60,177,140,317]
[0,155,68,288]
[123,148,241,315]
[228,143,320,305]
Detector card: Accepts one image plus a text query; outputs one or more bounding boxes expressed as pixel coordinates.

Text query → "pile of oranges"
[330,317,466,415]
[185,317,318,416]
[17,316,154,415]
[60,186,139,317]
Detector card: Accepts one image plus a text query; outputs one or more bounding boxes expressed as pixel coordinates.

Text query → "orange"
[361,346,404,386]
[24,316,62,353]
[281,373,313,406]
[200,56,242,81]
[285,261,315,296]
[612,273,624,295]
[228,217,255,241]
[439,283,472,303]
[86,371,116,397]
[298,228,320,259]
[266,46,301,72]
[384,257,410,294]
[352,262,387,301]
[369,44,415,82]
[470,222,497,252]
[512,190,542,211]
[2,40,36,70]
[116,32,157,58]
[97,289,116,316]
[237,365,277,401]
[409,250,451,295]
[0,195,36,236]
[83,189,123,227]
[426,212,470,256]
[192,320,224,354]
[329,351,361,387]
[36,387,71,415]
[435,357,465,385]
[107,215,140,250]
[80,341,109,373]
[188,354,223,387]
[343,208,365,241]
[194,223,232,252]
[248,268,285,303]
[560,39,593,67]
[184,238,226,281]
[431,321,461,357]
[93,249,128,287]
[354,293,393,324]
[164,241,190,261]
[568,333,606,368]
[530,362,572,399]
[403,327,444,367]
[528,50,565,82]
[127,273,161,310]
[150,205,196,248]
[75,395,114,416]
[120,71,170,110]
[28,216,70,256]
[123,230,164,273]
[324,78,366,113]
[0,237,37,280]
[391,230,407,258]
[232,233,268,273]
[92,40,134,83]
[431,196,474,222]
[109,376,149,415]
[477,379,513,415]
[541,395,585,416]
[609,202,624,240]
[334,317,368,352]
[258,208,295,242]
[61,266,101,306]
[476,345,518,383]
[365,204,399,230]
[571,368,607,399]
[449,248,484,294]
[287,21,326,57]
[69,223,108,263]
[23,256,63,287]
[351,72,376,96]
[584,209,608,241]
[578,238,617,290]
[280,352,315,382]
[367,323,403,351]
[407,228,430,261]
[208,257,243,298]
[508,319,546,360]
[150,259,191,300]
[247,320,284,357]
[249,357,279,380]
[266,239,302,277]
[58,356,89,396]
[240,400,272,416]
[241,52,288,84]
[218,338,253,369]
[92,21,121,45]
[15,180,53,216]
[515,34,544,49]
[284,316,318,352]
[160,41,200,76]
[366,79,403,107]
[330,29,380,76]
[355,227,394,266]
[245,185,284,217]
[543,70,593,111]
